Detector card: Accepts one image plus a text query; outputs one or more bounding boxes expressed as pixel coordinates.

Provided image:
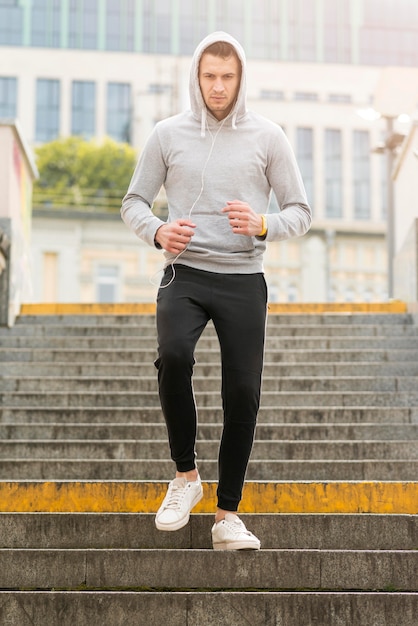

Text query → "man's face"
[198,52,241,121]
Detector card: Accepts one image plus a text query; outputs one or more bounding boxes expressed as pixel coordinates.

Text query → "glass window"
[0,2,23,45]
[325,129,343,218]
[0,77,17,118]
[71,81,96,138]
[106,82,131,143]
[35,79,60,143]
[69,0,98,49]
[215,0,245,44]
[96,265,119,302]
[353,130,370,220]
[106,0,135,51]
[360,0,418,66]
[296,127,314,210]
[329,94,352,104]
[294,92,318,101]
[144,0,172,54]
[288,0,316,62]
[31,0,61,47]
[260,90,284,100]
[323,0,351,63]
[179,0,211,55]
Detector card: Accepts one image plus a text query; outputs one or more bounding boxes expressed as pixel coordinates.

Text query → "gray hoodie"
[121,31,312,274]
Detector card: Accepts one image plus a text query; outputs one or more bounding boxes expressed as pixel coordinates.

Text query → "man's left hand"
[222,200,264,237]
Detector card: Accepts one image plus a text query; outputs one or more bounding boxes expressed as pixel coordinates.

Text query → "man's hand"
[222,200,263,236]
[155,218,196,253]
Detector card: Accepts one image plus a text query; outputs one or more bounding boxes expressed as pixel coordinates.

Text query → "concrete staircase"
[0,303,417,625]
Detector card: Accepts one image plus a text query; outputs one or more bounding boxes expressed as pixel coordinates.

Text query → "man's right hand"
[154,218,196,253]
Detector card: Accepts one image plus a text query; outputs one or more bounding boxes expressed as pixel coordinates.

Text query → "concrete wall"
[0,122,38,325]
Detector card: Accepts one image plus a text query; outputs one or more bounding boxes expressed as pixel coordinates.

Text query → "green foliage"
[33,136,138,212]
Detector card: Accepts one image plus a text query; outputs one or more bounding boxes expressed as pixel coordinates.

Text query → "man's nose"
[213,79,224,92]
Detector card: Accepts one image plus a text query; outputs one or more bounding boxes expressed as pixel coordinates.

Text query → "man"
[121,32,311,550]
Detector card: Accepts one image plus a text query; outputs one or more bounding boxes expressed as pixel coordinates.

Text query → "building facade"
[1,0,417,303]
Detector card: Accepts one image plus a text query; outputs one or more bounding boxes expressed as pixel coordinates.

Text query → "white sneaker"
[211,513,261,550]
[155,475,203,531]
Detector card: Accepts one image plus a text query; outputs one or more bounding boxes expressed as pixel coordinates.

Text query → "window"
[329,94,352,104]
[71,81,95,138]
[296,127,314,210]
[96,265,119,302]
[106,0,135,51]
[294,92,318,101]
[0,2,23,45]
[142,0,171,53]
[353,130,371,219]
[324,0,351,63]
[360,0,418,66]
[325,129,343,218]
[31,0,61,47]
[106,83,131,143]
[260,90,284,101]
[288,0,316,62]
[35,79,60,142]
[287,284,298,303]
[69,0,98,49]
[0,77,17,118]
[179,0,208,55]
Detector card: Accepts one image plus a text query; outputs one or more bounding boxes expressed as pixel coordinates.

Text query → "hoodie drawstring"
[201,109,207,138]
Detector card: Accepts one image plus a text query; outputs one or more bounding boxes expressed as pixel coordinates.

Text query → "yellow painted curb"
[267,301,407,314]
[0,481,417,514]
[19,301,407,316]
[19,303,156,315]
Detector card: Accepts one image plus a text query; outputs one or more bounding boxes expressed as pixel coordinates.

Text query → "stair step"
[0,478,418,515]
[2,375,418,393]
[1,513,417,550]
[3,390,418,407]
[0,591,416,626]
[2,459,418,480]
[0,361,418,376]
[1,422,416,440]
[1,440,417,460]
[1,406,416,424]
[3,336,418,349]
[2,361,418,377]
[0,548,416,591]
[1,481,417,513]
[3,323,418,337]
[4,348,418,363]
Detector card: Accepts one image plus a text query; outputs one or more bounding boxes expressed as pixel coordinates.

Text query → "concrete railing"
[394,217,418,315]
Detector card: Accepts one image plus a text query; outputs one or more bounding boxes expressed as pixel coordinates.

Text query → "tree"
[33,136,138,212]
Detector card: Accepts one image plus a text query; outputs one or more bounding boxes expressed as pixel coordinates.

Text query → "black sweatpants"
[154,264,267,512]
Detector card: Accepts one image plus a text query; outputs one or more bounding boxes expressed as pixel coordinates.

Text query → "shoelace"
[222,517,252,537]
[163,482,187,510]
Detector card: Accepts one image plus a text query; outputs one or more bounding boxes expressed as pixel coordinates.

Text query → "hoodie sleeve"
[120,126,167,247]
[263,127,312,241]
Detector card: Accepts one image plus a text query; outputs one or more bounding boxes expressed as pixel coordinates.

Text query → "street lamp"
[357,108,408,299]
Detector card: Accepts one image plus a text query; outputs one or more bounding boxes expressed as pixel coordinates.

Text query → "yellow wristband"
[258,214,267,237]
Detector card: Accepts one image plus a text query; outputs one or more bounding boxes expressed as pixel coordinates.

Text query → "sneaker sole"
[212,540,261,551]
[155,487,203,532]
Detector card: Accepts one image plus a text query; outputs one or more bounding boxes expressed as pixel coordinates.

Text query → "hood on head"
[189,31,247,136]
